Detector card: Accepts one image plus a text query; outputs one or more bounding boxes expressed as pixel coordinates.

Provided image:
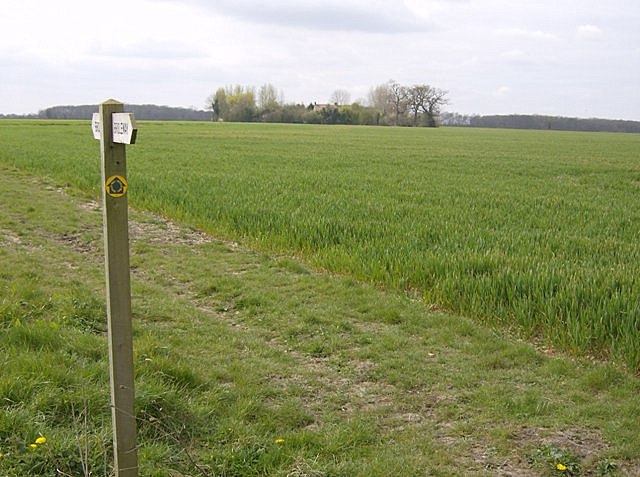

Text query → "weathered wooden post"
[92,99,138,476]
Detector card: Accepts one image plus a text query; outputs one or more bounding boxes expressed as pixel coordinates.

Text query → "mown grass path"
[1,164,639,475]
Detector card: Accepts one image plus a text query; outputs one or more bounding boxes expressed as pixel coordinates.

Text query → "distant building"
[313,102,339,112]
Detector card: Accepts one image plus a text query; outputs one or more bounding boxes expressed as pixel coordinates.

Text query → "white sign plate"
[112,113,138,144]
[91,112,138,144]
[92,113,101,140]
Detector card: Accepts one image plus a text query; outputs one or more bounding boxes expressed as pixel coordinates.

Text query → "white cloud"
[166,0,437,33]
[1,0,639,119]
[576,24,603,40]
[492,86,511,97]
[497,28,559,41]
[500,49,527,61]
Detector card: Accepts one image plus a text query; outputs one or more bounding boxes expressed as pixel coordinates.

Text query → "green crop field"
[2,120,640,475]
[2,120,639,370]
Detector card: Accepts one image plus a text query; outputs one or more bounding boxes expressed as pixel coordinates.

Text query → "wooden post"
[98,99,138,476]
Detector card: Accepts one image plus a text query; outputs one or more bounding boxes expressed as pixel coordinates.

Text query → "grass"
[1,161,640,475]
[1,121,640,370]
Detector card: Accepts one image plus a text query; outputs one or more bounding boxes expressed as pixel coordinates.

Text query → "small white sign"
[91,112,138,144]
[92,113,101,140]
[112,113,138,145]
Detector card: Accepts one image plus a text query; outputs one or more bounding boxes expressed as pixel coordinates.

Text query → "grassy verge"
[1,165,639,475]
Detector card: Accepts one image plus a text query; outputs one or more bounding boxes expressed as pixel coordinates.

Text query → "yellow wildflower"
[29,444,37,449]
[35,437,47,445]
[556,463,567,471]
[275,438,285,445]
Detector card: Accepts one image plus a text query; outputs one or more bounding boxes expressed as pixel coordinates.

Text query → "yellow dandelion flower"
[556,463,567,471]
[275,438,285,445]
[29,444,38,449]
[35,437,47,445]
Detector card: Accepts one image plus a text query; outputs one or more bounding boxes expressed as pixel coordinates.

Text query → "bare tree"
[330,89,351,106]
[406,84,449,127]
[423,87,449,127]
[258,83,283,112]
[387,80,408,126]
[407,84,432,126]
[368,83,393,118]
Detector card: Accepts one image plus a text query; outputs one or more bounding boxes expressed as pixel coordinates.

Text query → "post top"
[101,98,123,106]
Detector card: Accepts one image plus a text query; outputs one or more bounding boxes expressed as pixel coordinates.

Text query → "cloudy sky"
[1,0,638,119]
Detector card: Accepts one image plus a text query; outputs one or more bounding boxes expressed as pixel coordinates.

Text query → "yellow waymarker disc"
[105,175,128,198]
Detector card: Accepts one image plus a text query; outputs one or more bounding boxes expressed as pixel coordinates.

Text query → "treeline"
[441,112,640,133]
[206,96,385,126]
[0,104,210,121]
[207,80,449,127]
[3,99,638,133]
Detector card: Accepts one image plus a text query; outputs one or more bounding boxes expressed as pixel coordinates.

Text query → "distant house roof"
[313,102,339,112]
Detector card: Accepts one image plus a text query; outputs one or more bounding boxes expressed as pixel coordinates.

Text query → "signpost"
[92,111,137,145]
[92,99,138,476]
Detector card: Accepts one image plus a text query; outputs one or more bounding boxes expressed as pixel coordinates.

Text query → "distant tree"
[228,94,256,122]
[368,83,393,121]
[439,112,472,126]
[407,84,432,126]
[349,103,380,125]
[319,106,341,124]
[406,84,448,127]
[330,89,351,106]
[302,109,322,124]
[206,88,228,121]
[203,81,455,127]
[338,106,358,125]
[258,83,283,113]
[220,85,256,122]
[423,87,448,127]
[205,93,215,119]
[387,80,409,126]
[35,104,209,121]
[278,104,308,123]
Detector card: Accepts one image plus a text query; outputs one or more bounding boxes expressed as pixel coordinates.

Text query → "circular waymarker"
[105,175,128,198]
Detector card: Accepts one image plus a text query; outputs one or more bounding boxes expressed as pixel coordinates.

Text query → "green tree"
[225,85,257,122]
[207,88,228,121]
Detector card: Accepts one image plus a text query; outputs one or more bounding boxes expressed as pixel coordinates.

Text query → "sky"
[1,0,639,120]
